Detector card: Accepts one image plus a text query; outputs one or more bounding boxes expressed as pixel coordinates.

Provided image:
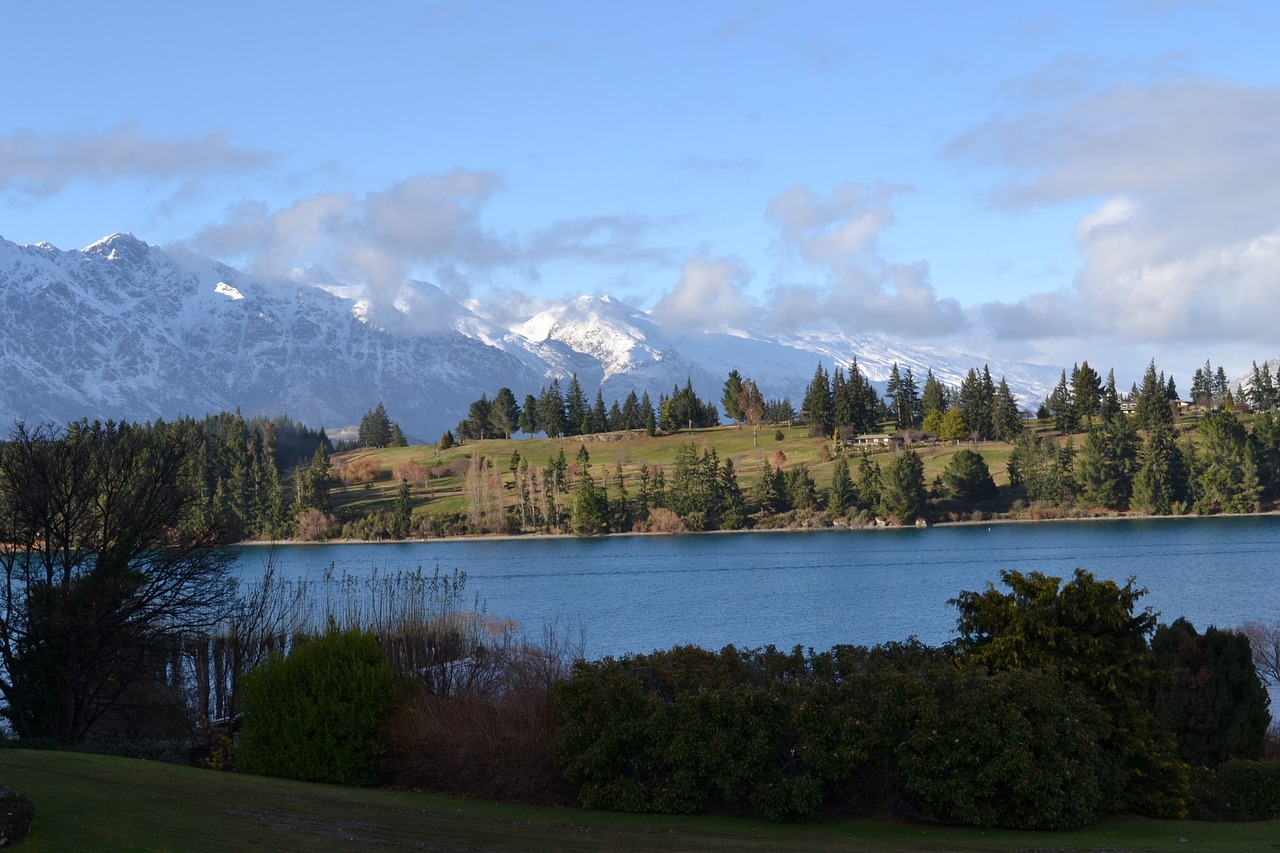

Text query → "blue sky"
[4,1,1280,386]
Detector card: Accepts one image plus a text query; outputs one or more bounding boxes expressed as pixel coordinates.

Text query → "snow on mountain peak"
[83,233,151,262]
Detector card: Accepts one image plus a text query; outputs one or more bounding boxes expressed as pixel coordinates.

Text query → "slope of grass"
[5,749,1278,853]
[327,424,1021,522]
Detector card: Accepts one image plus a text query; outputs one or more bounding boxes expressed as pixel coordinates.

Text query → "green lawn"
[327,424,1025,521]
[5,749,1278,852]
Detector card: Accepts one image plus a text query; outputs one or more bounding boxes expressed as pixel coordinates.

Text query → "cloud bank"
[0,122,275,197]
[953,76,1280,350]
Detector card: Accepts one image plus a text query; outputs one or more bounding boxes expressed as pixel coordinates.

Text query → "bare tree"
[737,379,766,447]
[1240,620,1280,686]
[0,421,237,743]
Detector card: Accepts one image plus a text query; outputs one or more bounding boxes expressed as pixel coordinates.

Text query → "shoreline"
[237,508,1280,548]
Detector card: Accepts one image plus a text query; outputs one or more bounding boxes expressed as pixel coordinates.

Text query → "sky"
[4,0,1280,388]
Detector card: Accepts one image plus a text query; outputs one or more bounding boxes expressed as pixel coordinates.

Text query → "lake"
[235,515,1280,661]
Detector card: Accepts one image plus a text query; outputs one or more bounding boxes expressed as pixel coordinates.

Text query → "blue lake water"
[234,516,1280,662]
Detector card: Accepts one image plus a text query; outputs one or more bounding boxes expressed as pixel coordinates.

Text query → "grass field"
[4,749,1277,852]
[326,423,1028,523]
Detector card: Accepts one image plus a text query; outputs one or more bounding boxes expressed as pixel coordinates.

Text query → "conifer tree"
[722,370,745,425]
[827,456,853,515]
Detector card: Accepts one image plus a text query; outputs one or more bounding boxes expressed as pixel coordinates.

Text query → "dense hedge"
[554,644,1113,829]
[1190,760,1280,821]
[237,629,400,785]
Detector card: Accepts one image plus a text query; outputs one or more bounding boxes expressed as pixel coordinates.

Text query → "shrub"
[555,646,822,821]
[237,628,400,785]
[1190,760,1280,821]
[897,668,1109,830]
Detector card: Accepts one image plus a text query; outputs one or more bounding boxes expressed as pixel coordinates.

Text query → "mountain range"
[0,233,1065,440]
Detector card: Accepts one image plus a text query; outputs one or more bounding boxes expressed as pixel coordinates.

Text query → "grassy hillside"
[4,749,1274,852]
[326,423,1027,525]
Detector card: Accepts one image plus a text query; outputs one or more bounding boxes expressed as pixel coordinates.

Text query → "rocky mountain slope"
[0,234,1063,438]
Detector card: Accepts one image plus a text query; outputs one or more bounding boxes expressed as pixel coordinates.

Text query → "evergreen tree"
[1072,361,1103,426]
[489,388,521,439]
[570,470,608,536]
[920,368,949,419]
[640,391,657,436]
[519,393,541,436]
[1189,411,1261,514]
[717,459,746,530]
[1099,369,1121,423]
[1191,360,1215,407]
[1008,432,1075,505]
[590,389,608,434]
[564,374,588,436]
[1135,360,1174,431]
[951,570,1188,817]
[1075,417,1140,509]
[942,449,997,503]
[621,391,641,431]
[722,370,746,425]
[1048,370,1080,434]
[1131,423,1188,515]
[855,454,881,511]
[827,456,853,515]
[540,380,567,438]
[802,363,833,434]
[388,423,407,447]
[751,458,785,514]
[879,450,926,523]
[357,402,392,448]
[957,367,995,440]
[784,464,818,510]
[393,478,413,538]
[608,400,623,431]
[991,377,1024,442]
[887,363,919,429]
[1151,619,1270,766]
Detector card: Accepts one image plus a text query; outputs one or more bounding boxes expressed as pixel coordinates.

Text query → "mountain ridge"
[0,234,1064,439]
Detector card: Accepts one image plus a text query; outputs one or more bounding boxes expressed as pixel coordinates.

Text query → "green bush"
[237,628,400,785]
[554,646,821,820]
[1190,759,1280,821]
[897,668,1109,830]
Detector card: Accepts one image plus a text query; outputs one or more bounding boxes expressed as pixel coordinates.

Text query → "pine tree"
[719,458,746,529]
[1100,369,1121,423]
[489,388,521,439]
[722,370,745,425]
[920,368,948,419]
[591,389,608,434]
[1135,361,1174,431]
[640,391,657,436]
[1075,417,1140,509]
[621,391,641,431]
[393,478,413,538]
[519,394,541,435]
[1072,361,1103,426]
[1132,423,1187,514]
[1049,370,1080,435]
[991,377,1024,442]
[564,374,588,436]
[802,363,833,434]
[358,402,393,448]
[828,456,853,515]
[540,380,567,438]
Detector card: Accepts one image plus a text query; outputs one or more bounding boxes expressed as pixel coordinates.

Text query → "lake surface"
[235,516,1280,661]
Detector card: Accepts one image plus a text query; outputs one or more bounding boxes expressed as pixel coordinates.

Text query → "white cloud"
[0,121,274,197]
[952,75,1280,352]
[650,253,757,332]
[761,182,967,337]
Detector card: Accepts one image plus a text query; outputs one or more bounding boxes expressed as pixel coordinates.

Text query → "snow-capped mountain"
[0,234,1062,438]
